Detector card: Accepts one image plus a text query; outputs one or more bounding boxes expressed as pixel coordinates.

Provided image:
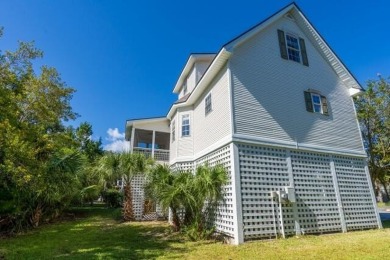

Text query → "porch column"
[151,130,156,158]
[286,150,300,235]
[130,127,135,153]
[231,143,244,244]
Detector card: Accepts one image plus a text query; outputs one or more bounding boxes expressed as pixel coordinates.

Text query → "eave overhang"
[224,3,364,93]
[125,116,167,141]
[172,53,216,94]
[167,49,231,119]
[167,2,364,119]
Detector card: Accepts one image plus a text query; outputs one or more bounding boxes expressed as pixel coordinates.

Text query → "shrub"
[101,189,123,208]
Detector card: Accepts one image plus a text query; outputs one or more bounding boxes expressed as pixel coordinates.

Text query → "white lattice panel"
[238,144,293,239]
[195,145,235,237]
[170,162,194,172]
[131,174,145,220]
[333,156,378,230]
[291,151,342,234]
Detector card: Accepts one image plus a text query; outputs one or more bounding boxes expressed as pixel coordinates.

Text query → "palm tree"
[190,164,228,228]
[98,152,152,221]
[145,163,228,233]
[120,152,153,221]
[96,152,121,190]
[145,164,184,231]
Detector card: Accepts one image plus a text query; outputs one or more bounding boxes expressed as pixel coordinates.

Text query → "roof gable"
[167,2,363,119]
[224,3,363,91]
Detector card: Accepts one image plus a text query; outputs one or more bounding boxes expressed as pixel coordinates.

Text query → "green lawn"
[1,207,390,259]
[377,201,390,208]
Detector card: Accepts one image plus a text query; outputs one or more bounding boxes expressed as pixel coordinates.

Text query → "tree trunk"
[170,206,180,232]
[30,204,42,228]
[183,206,193,226]
[379,179,390,201]
[123,182,134,221]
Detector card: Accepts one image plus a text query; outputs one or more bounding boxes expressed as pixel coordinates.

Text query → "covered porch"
[126,117,170,162]
[131,129,170,162]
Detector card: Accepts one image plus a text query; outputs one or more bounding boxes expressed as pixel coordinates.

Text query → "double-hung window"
[278,29,309,66]
[286,34,300,63]
[205,93,212,115]
[304,90,329,115]
[181,114,190,137]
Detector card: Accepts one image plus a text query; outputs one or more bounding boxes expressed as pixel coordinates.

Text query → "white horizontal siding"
[193,65,231,154]
[230,17,364,153]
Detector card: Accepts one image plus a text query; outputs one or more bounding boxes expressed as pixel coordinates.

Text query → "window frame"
[205,93,212,115]
[181,114,190,137]
[171,120,176,142]
[311,93,323,113]
[285,33,301,63]
[304,90,329,116]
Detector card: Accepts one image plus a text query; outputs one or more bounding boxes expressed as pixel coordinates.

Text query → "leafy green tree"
[73,122,104,205]
[75,122,103,162]
[0,27,84,232]
[355,76,390,199]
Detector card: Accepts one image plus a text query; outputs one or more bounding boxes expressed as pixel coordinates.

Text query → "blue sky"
[1,0,389,151]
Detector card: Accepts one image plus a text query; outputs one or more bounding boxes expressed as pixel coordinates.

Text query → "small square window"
[181,114,190,137]
[205,93,212,115]
[304,91,329,115]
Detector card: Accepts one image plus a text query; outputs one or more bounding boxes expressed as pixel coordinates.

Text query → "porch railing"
[133,147,169,162]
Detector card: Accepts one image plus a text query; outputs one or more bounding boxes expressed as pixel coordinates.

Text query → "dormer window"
[278,29,309,66]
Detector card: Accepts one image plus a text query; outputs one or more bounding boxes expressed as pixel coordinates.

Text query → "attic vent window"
[183,83,188,95]
[304,91,329,115]
[278,29,309,66]
[285,13,295,20]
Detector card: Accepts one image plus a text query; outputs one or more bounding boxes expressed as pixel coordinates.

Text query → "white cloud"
[106,128,125,141]
[104,139,129,152]
[103,128,129,152]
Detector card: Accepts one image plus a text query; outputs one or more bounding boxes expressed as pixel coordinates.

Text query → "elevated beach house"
[125,3,381,244]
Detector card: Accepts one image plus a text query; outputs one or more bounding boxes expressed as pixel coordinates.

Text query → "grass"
[0,207,390,259]
[377,201,390,208]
